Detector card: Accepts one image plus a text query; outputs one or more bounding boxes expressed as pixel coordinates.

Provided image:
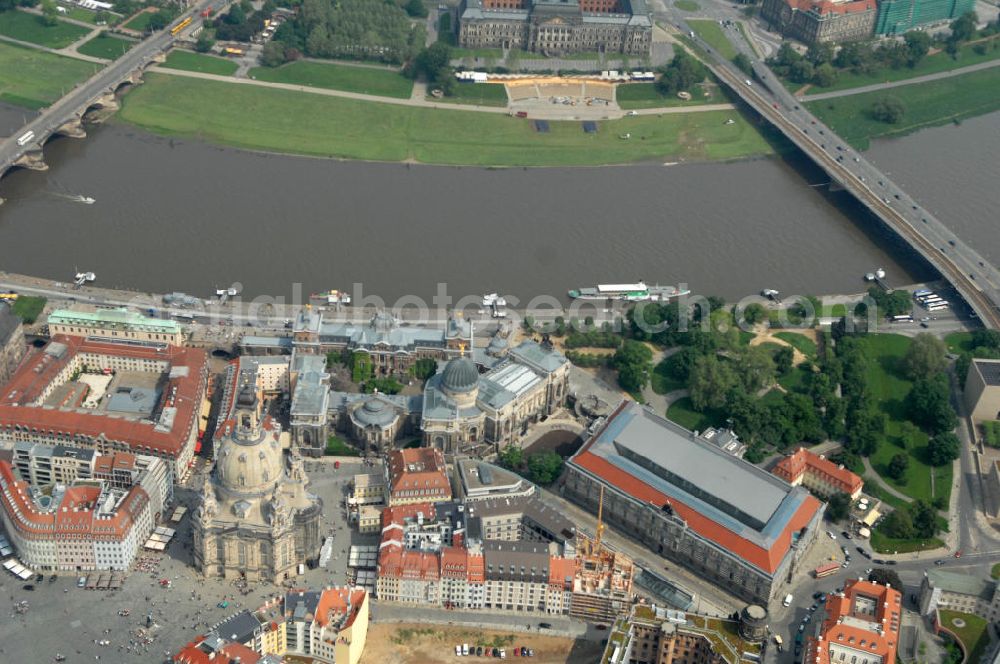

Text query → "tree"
[774,346,795,375]
[614,340,653,392]
[409,41,452,85]
[789,59,814,84]
[845,405,885,456]
[655,51,705,95]
[887,452,909,480]
[411,358,438,381]
[826,492,851,522]
[870,96,905,124]
[147,10,170,32]
[404,0,427,17]
[972,329,1000,350]
[0,0,14,11]
[880,507,913,539]
[868,568,903,589]
[813,63,838,88]
[526,451,563,485]
[950,11,977,43]
[732,52,752,75]
[40,0,58,26]
[195,32,216,54]
[497,444,523,470]
[737,345,776,393]
[927,432,960,466]
[903,31,931,67]
[902,333,947,380]
[910,499,938,538]
[906,375,957,435]
[805,41,835,66]
[741,302,768,326]
[689,355,738,411]
[261,40,286,66]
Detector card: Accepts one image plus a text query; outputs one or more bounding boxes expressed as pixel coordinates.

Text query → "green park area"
[674,0,700,11]
[325,435,359,456]
[0,41,96,108]
[11,296,46,324]
[160,50,238,76]
[249,61,414,99]
[435,82,508,107]
[76,33,135,60]
[57,3,120,25]
[122,9,156,32]
[938,611,991,664]
[807,65,1000,149]
[802,38,1000,94]
[667,396,726,431]
[687,19,739,60]
[0,9,91,48]
[856,334,952,505]
[616,81,725,109]
[118,74,772,166]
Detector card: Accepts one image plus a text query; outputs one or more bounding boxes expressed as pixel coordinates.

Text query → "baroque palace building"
[194,385,321,583]
[457,0,652,56]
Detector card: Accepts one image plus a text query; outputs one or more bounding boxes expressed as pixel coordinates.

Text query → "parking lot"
[0,459,373,663]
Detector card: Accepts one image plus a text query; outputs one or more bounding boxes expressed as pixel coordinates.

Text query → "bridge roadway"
[0,0,215,176]
[682,22,1000,330]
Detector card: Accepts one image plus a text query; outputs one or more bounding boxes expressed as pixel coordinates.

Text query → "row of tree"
[497,446,564,486]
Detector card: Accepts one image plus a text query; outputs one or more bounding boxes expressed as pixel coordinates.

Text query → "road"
[678,19,1000,331]
[0,0,217,173]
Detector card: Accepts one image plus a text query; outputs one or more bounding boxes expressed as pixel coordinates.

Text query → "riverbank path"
[801,56,1000,101]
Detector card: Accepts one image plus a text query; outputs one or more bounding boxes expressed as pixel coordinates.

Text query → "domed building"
[193,387,322,583]
[421,341,570,456]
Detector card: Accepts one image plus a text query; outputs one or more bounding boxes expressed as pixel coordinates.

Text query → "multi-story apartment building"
[806,579,901,664]
[0,302,26,387]
[563,400,823,604]
[174,586,369,664]
[772,447,864,499]
[0,453,170,572]
[874,0,975,35]
[385,447,453,506]
[0,335,208,478]
[47,306,185,345]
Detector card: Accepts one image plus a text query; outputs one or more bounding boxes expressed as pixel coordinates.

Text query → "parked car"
[841,531,852,540]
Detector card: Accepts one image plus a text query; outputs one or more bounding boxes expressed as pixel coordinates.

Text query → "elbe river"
[0,104,998,305]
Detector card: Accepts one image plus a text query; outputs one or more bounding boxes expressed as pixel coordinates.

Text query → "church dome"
[353,397,398,428]
[441,356,479,394]
[216,433,283,495]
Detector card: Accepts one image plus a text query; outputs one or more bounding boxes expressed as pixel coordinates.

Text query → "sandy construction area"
[360,623,604,664]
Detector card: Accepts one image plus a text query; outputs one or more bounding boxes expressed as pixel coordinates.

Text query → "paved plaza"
[0,459,373,663]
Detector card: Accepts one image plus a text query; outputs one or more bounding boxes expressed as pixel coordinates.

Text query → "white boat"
[761,289,780,299]
[568,282,690,302]
[74,271,96,286]
[482,293,507,307]
[312,290,351,305]
[72,195,96,204]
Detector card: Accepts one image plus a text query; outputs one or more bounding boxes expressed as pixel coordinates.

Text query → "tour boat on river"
[568,281,690,302]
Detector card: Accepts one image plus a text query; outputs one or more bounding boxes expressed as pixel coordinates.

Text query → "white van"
[783,594,793,607]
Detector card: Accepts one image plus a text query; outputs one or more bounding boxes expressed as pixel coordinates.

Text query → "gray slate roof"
[0,303,21,345]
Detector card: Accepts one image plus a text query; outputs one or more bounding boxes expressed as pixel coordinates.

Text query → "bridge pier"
[83,93,120,124]
[13,150,48,172]
[55,117,87,139]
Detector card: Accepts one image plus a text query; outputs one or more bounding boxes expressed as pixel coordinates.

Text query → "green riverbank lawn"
[118,74,772,166]
[160,50,238,76]
[249,61,413,98]
[435,82,508,106]
[0,10,91,48]
[807,65,1000,150]
[616,82,723,109]
[0,41,97,108]
[76,33,135,60]
[800,38,1000,95]
[688,19,738,60]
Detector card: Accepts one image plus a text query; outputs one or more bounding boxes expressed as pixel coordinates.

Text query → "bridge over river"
[681,21,1000,329]
[0,0,215,184]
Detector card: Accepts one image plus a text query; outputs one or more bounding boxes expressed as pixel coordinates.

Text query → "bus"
[814,563,840,579]
[223,47,245,56]
[0,293,17,302]
[926,302,950,311]
[890,314,913,323]
[913,289,932,298]
[919,297,945,307]
[170,16,192,36]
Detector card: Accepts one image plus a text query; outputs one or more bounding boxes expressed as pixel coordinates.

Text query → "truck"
[297,563,305,575]
[773,635,783,652]
[16,131,35,147]
[783,594,793,607]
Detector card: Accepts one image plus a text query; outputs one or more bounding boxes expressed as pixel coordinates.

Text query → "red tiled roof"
[572,445,822,575]
[0,335,207,458]
[784,0,874,15]
[387,448,452,500]
[548,556,576,589]
[773,447,863,495]
[0,460,148,540]
[314,586,367,629]
[173,639,261,664]
[806,579,901,664]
